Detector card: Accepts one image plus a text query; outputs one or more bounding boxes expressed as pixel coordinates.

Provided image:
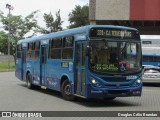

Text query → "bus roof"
[17,25,138,45]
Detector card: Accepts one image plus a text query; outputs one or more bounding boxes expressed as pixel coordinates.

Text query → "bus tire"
[61,80,75,101]
[26,73,34,89]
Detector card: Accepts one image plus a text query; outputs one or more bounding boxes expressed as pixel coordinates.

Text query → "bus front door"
[22,48,27,80]
[40,45,47,88]
[75,42,86,96]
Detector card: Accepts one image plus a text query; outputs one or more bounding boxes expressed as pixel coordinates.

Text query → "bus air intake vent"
[108,90,129,95]
[101,77,128,82]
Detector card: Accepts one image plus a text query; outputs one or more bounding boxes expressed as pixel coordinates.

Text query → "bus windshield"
[89,40,142,75]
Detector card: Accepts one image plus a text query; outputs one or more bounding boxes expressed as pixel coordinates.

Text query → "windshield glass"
[89,40,142,74]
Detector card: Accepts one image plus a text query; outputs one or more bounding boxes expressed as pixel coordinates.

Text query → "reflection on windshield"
[89,40,141,74]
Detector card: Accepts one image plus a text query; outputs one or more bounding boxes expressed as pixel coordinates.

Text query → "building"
[89,0,160,35]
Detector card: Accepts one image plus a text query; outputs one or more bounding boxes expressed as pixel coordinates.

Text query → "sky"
[0,0,89,29]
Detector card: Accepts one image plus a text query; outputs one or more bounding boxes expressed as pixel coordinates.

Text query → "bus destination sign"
[90,28,138,39]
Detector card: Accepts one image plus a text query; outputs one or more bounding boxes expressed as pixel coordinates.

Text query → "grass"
[0,62,15,72]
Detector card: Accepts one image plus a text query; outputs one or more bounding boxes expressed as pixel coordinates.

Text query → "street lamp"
[6,4,14,71]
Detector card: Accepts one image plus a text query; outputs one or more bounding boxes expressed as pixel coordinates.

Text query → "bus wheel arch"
[60,76,75,101]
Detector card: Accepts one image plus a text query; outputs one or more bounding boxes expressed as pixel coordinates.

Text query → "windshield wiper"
[102,39,108,46]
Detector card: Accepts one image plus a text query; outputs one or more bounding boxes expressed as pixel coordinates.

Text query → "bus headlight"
[137,79,141,84]
[89,77,103,88]
[91,79,96,84]
[133,79,142,87]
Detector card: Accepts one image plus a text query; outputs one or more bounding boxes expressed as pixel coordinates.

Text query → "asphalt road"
[0,72,160,120]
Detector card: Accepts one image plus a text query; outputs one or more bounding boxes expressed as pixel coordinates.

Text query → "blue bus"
[142,54,160,67]
[15,25,143,100]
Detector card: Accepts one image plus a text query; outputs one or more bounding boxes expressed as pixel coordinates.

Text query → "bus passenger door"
[75,42,86,96]
[40,45,47,87]
[22,48,27,80]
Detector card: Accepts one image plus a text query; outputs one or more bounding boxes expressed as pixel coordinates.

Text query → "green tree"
[0,31,8,54]
[68,5,89,29]
[0,10,39,56]
[38,10,63,34]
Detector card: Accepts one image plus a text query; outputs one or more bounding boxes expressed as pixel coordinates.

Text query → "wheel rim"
[27,76,31,87]
[27,80,30,87]
[64,84,71,95]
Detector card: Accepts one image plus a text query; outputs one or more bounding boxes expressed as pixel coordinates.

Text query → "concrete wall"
[130,0,160,20]
[89,0,160,20]
[0,55,14,63]
[90,0,130,20]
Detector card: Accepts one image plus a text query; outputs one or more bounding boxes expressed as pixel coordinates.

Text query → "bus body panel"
[15,59,23,80]
[85,71,142,98]
[45,59,74,91]
[32,59,41,85]
[142,54,160,67]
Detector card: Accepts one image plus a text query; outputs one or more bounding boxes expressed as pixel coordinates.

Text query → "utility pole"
[6,4,14,71]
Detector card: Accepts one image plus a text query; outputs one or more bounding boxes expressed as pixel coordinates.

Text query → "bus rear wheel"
[61,80,75,101]
[26,73,34,89]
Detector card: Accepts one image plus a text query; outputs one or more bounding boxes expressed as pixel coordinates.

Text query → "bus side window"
[42,47,46,64]
[62,36,74,59]
[49,38,62,59]
[82,43,87,66]
[22,48,26,63]
[34,41,40,58]
[27,42,33,59]
[17,44,22,59]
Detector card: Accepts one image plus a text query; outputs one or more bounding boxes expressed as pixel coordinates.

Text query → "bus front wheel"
[26,73,34,89]
[61,80,75,101]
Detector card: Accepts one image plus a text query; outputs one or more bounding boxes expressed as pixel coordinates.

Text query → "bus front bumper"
[87,83,142,99]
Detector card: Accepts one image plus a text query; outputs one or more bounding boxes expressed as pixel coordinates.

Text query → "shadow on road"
[74,98,141,108]
[143,83,160,87]
[18,83,141,108]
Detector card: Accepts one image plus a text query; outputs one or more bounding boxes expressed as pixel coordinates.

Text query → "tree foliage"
[68,5,89,29]
[0,31,8,54]
[0,5,90,56]
[0,10,39,55]
[38,10,63,34]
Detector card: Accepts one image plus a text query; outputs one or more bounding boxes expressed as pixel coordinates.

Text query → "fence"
[0,55,14,63]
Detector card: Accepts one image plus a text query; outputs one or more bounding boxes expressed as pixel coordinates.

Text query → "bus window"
[62,36,74,59]
[82,43,87,66]
[42,47,46,64]
[34,41,40,59]
[62,48,73,59]
[143,56,148,62]
[51,38,62,48]
[148,56,153,62]
[49,38,62,59]
[154,56,160,62]
[27,42,33,59]
[63,36,74,47]
[22,48,26,63]
[17,44,22,59]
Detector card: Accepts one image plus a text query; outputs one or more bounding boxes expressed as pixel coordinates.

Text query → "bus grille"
[108,90,129,95]
[101,77,128,82]
[105,84,130,88]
